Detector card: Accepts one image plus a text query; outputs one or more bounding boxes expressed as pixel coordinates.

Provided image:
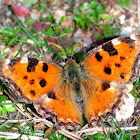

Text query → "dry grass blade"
[57,129,82,140]
[77,126,139,137]
[0,132,45,140]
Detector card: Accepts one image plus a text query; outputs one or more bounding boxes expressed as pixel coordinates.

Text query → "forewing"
[0,57,62,102]
[81,34,140,83]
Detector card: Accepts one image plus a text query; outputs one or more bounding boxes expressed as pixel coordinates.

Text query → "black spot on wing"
[119,36,136,50]
[27,58,39,72]
[120,73,125,79]
[102,82,110,91]
[119,36,135,44]
[120,56,125,60]
[30,90,35,96]
[39,79,46,87]
[42,63,48,72]
[47,91,56,99]
[23,75,28,79]
[8,58,21,66]
[102,41,118,56]
[115,63,121,67]
[129,45,134,49]
[95,52,102,61]
[104,66,111,75]
[30,79,35,84]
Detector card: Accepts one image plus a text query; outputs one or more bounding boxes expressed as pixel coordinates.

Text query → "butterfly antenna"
[70,19,77,55]
[71,19,77,38]
[50,25,66,51]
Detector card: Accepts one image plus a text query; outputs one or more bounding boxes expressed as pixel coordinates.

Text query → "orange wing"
[34,82,82,130]
[0,57,62,102]
[81,34,140,124]
[0,57,82,130]
[82,34,140,83]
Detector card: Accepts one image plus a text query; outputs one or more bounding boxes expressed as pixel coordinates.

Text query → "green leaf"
[0,107,3,112]
[99,14,113,20]
[117,0,131,7]
[0,29,13,36]
[66,41,80,54]
[40,2,48,11]
[3,105,6,111]
[73,9,79,16]
[94,32,104,40]
[6,107,16,112]
[0,49,2,59]
[59,16,66,24]
[0,120,8,128]
[87,10,96,16]
[88,1,98,8]
[80,14,86,20]
[26,18,36,26]
[48,14,55,22]
[0,95,8,102]
[23,0,37,7]
[96,5,105,13]
[104,30,114,38]
[86,22,90,28]
[80,21,85,29]
[79,3,85,11]
[88,16,97,23]
[63,28,72,33]
[1,105,7,116]
[6,38,16,47]
[131,78,140,100]
[5,26,15,32]
[98,24,104,29]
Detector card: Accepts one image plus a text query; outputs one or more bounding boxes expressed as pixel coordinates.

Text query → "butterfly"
[0,34,139,132]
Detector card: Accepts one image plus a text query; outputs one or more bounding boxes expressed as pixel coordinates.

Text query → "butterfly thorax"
[64,60,81,93]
